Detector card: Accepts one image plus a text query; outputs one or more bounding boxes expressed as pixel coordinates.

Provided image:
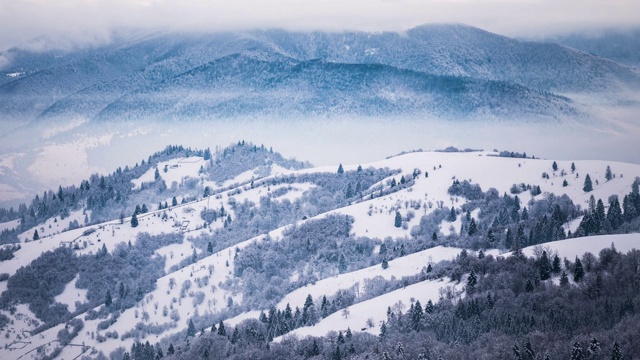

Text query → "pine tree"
[552,254,561,273]
[210,322,217,332]
[105,290,112,306]
[345,183,353,198]
[574,257,585,282]
[611,341,623,360]
[552,161,558,172]
[605,165,613,181]
[382,258,389,269]
[154,167,160,181]
[187,319,196,337]
[411,300,424,331]
[583,174,593,192]
[33,230,39,241]
[467,270,478,294]
[425,300,434,313]
[379,321,387,338]
[449,207,457,222]
[607,197,623,229]
[524,338,536,359]
[207,241,213,253]
[131,213,139,228]
[571,162,576,173]
[525,279,534,292]
[563,179,569,187]
[167,344,175,355]
[217,320,226,336]
[338,253,347,273]
[560,271,569,286]
[337,164,344,174]
[467,218,478,236]
[172,196,178,207]
[587,337,600,356]
[570,340,584,360]
[394,211,402,228]
[539,251,552,280]
[302,294,317,325]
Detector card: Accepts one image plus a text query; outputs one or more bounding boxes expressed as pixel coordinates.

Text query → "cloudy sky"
[1,0,639,51]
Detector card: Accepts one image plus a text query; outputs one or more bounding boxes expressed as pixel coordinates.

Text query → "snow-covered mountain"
[1,24,638,126]
[0,145,639,359]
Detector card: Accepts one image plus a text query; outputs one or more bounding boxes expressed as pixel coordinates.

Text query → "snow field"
[1,151,640,359]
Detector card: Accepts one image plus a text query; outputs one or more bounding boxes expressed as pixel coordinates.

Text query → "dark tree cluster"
[576,178,640,236]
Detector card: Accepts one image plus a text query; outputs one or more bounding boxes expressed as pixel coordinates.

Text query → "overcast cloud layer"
[1,0,639,52]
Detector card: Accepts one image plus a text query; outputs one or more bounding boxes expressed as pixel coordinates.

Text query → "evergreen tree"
[587,337,600,356]
[468,218,478,236]
[426,263,432,273]
[411,300,424,331]
[338,253,347,273]
[210,322,216,332]
[154,167,160,181]
[539,251,552,280]
[563,179,569,187]
[611,341,623,360]
[337,164,344,174]
[187,319,196,337]
[583,174,593,192]
[570,340,584,360]
[467,270,478,294]
[167,344,175,355]
[33,230,39,241]
[574,257,585,282]
[105,290,112,307]
[560,271,569,286]
[607,197,623,229]
[379,321,387,338]
[131,213,138,228]
[425,300,434,313]
[449,207,457,222]
[524,338,536,359]
[571,162,576,173]
[379,243,387,255]
[207,241,213,253]
[552,161,558,172]
[217,320,226,336]
[382,258,389,270]
[345,183,353,198]
[394,211,402,228]
[141,203,148,213]
[525,279,534,292]
[302,294,317,325]
[605,165,613,181]
[552,254,561,273]
[172,196,178,207]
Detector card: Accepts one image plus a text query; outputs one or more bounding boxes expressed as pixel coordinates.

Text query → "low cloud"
[1,0,640,51]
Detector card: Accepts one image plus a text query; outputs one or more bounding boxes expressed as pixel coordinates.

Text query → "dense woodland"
[116,245,639,360]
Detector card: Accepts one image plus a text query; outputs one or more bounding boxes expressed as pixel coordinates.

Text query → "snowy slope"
[1,149,640,359]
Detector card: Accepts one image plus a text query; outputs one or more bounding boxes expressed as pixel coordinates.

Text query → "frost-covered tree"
[187,319,196,337]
